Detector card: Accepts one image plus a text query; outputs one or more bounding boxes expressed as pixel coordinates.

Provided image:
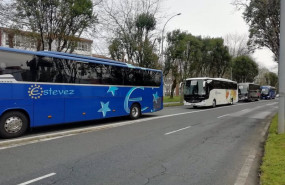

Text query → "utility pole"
[278,0,285,134]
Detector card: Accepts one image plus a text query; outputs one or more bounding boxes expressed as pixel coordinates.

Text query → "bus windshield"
[261,88,269,95]
[239,85,248,94]
[184,79,206,96]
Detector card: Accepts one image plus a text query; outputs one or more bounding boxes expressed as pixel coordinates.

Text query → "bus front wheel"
[130,104,141,119]
[0,111,28,139]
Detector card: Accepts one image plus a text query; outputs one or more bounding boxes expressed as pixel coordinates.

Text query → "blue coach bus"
[260,86,276,100]
[0,47,163,138]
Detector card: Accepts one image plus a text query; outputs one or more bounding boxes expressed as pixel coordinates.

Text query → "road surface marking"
[241,109,248,112]
[234,149,256,185]
[165,126,191,135]
[217,114,230,119]
[0,100,277,150]
[18,173,56,185]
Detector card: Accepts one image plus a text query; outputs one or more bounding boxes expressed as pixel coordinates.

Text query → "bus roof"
[39,50,126,66]
[185,77,237,83]
[0,47,161,72]
[238,83,260,86]
[261,85,276,89]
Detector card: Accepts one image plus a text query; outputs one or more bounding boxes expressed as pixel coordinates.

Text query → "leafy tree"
[232,55,258,83]
[108,12,159,68]
[164,30,232,98]
[164,30,189,98]
[108,38,125,61]
[233,0,280,61]
[203,38,231,77]
[7,0,98,51]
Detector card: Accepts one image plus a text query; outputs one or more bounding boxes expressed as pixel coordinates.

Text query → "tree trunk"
[170,78,177,98]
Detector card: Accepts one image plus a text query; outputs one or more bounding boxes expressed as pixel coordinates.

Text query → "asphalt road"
[0,99,279,185]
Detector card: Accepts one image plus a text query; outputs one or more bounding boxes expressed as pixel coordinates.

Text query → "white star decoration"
[107,86,119,96]
[153,92,159,103]
[98,101,111,117]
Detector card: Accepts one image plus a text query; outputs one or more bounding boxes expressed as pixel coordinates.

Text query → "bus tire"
[130,104,141,120]
[0,111,28,139]
[212,100,216,108]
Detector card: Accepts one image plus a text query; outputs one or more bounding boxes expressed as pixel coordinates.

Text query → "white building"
[0,27,92,56]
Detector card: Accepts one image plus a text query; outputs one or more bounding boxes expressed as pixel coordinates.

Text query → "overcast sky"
[162,0,278,72]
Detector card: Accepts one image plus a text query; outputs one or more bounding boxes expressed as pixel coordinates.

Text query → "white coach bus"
[183,77,238,107]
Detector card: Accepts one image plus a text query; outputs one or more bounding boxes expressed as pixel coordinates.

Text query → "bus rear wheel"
[0,111,28,139]
[130,104,141,119]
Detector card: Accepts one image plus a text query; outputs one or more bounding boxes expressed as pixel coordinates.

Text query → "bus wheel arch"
[0,109,30,138]
[129,103,141,119]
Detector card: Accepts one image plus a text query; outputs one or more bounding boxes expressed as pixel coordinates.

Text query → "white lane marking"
[0,100,275,150]
[241,109,248,112]
[234,150,256,185]
[217,114,230,119]
[18,173,56,185]
[165,126,191,135]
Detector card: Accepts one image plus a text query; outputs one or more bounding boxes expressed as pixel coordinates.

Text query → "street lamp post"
[160,13,181,64]
[278,0,285,134]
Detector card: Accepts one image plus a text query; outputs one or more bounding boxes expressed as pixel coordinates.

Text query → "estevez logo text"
[28,84,74,99]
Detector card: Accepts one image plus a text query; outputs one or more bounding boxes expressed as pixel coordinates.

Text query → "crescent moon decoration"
[124,87,148,113]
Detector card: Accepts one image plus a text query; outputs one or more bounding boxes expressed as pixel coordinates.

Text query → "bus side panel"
[32,84,65,127]
[11,83,163,126]
[33,99,65,126]
[64,85,163,123]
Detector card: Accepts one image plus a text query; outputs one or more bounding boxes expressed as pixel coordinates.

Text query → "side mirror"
[179,82,184,89]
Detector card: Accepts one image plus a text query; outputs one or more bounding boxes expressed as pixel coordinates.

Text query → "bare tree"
[100,0,162,66]
[224,33,250,57]
[255,66,270,85]
[232,0,280,62]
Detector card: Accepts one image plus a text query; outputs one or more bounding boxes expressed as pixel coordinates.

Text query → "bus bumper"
[184,101,206,107]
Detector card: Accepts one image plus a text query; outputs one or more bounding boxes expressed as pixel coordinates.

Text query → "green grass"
[260,114,285,185]
[164,103,183,107]
[164,96,181,103]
